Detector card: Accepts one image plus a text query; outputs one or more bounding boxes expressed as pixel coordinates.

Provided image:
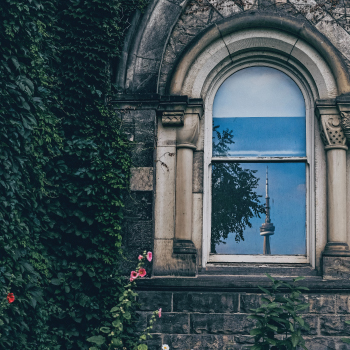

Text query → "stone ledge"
[136,275,350,292]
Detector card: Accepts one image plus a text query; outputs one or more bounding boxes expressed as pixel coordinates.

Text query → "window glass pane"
[211,162,306,255]
[212,67,306,157]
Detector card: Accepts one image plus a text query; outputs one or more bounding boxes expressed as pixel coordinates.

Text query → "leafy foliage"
[0,0,147,349]
[211,125,265,252]
[87,251,158,350]
[247,274,310,350]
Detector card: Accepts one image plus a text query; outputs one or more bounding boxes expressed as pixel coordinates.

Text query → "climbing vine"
[0,0,148,349]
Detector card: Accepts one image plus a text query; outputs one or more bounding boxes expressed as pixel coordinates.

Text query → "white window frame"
[202,62,315,266]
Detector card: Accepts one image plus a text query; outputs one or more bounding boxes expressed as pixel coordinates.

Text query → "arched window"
[150,17,350,276]
[209,66,310,263]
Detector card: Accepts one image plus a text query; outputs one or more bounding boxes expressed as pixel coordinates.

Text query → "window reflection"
[211,163,306,255]
[211,66,307,256]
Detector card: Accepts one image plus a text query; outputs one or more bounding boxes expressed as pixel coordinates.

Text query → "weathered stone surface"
[320,315,350,336]
[240,293,262,313]
[135,57,161,75]
[173,292,239,313]
[133,110,156,143]
[207,0,242,18]
[336,294,350,314]
[232,335,255,345]
[316,14,350,62]
[150,312,190,334]
[323,256,350,280]
[172,252,197,276]
[137,0,183,61]
[132,73,159,93]
[288,0,326,25]
[130,167,154,191]
[162,334,238,350]
[126,220,153,248]
[302,315,318,335]
[124,191,153,221]
[145,333,163,350]
[307,294,336,314]
[193,151,203,193]
[191,313,254,334]
[138,291,172,312]
[131,142,154,167]
[304,336,342,350]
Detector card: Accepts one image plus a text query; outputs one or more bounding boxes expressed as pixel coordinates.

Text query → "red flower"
[147,251,152,262]
[130,271,138,282]
[7,293,15,304]
[138,255,143,261]
[138,268,146,277]
[158,308,162,318]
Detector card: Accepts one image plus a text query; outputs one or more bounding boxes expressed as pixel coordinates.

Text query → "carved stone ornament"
[161,111,184,126]
[340,112,350,142]
[319,115,347,149]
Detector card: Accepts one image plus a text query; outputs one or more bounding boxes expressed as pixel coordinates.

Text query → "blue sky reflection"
[213,67,306,157]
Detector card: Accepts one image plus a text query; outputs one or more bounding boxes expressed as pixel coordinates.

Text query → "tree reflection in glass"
[211,125,265,253]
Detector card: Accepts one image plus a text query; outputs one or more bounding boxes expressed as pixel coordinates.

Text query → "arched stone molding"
[115,0,190,93]
[168,12,350,97]
[178,29,338,100]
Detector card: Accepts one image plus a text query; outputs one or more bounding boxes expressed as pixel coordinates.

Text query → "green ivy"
[0,0,148,349]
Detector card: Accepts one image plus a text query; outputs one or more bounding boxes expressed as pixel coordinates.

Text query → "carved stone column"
[316,99,350,279]
[174,111,200,254]
[155,97,203,276]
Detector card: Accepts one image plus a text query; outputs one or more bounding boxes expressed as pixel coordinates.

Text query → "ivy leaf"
[123,311,131,320]
[51,279,61,285]
[111,338,122,346]
[100,327,110,333]
[87,335,106,345]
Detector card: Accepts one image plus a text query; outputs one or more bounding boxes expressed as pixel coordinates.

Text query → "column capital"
[336,93,350,144]
[315,99,348,150]
[157,96,203,127]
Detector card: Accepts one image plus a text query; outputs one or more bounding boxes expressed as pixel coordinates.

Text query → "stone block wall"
[116,106,156,273]
[136,288,350,350]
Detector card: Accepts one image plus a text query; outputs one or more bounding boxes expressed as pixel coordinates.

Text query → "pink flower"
[158,308,162,318]
[147,251,152,262]
[130,271,138,282]
[138,268,146,277]
[138,255,143,261]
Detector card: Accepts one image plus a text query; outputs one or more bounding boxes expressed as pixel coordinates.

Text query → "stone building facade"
[114,0,350,349]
